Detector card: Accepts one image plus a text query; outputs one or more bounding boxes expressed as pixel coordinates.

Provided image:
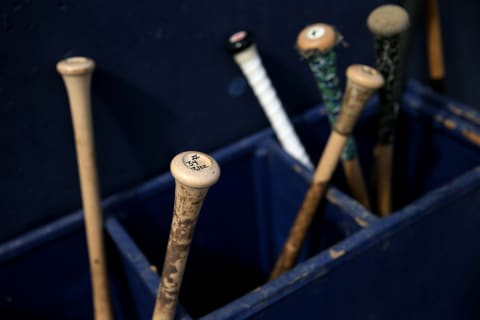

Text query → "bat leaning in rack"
[425,0,446,93]
[227,30,313,170]
[296,23,371,210]
[368,4,410,216]
[152,151,220,320]
[270,65,384,280]
[57,57,113,320]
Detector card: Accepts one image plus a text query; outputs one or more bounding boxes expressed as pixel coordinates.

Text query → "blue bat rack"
[1,80,480,319]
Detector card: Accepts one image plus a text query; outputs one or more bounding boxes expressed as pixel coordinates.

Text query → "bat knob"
[226,30,254,54]
[57,56,95,76]
[346,64,384,90]
[296,23,337,54]
[170,151,221,189]
[367,4,410,37]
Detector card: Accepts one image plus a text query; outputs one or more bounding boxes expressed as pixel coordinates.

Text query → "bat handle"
[57,57,113,320]
[426,0,445,92]
[269,177,330,279]
[269,65,384,280]
[341,158,371,209]
[296,23,371,209]
[334,65,385,136]
[153,151,220,320]
[368,5,409,215]
[228,31,313,169]
[374,144,393,216]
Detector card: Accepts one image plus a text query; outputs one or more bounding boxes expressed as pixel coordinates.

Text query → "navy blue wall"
[0,0,478,242]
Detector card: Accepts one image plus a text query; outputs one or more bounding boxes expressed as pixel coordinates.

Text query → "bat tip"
[367,4,409,37]
[346,64,384,90]
[171,151,221,189]
[56,56,95,76]
[296,23,336,54]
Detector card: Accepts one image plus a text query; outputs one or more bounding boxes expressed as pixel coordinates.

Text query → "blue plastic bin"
[107,80,480,319]
[104,121,379,318]
[2,80,480,319]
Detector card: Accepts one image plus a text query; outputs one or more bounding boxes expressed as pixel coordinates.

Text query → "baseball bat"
[153,151,220,320]
[270,65,384,280]
[57,57,113,320]
[367,4,410,216]
[296,23,371,210]
[399,0,425,93]
[425,0,445,93]
[227,31,313,170]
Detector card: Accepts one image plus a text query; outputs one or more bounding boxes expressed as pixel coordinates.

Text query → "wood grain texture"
[374,144,393,216]
[269,65,383,279]
[153,151,220,320]
[57,57,113,320]
[426,0,445,92]
[342,158,370,209]
[269,132,344,279]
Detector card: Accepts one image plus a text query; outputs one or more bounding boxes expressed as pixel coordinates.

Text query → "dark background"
[0,0,478,243]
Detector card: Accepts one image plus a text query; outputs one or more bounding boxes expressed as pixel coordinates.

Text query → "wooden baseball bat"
[367,5,410,217]
[269,65,384,280]
[296,23,371,210]
[227,31,313,170]
[425,0,445,93]
[399,0,425,94]
[57,57,113,320]
[153,151,220,320]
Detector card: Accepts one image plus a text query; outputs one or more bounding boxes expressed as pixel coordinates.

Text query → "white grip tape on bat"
[239,55,313,169]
